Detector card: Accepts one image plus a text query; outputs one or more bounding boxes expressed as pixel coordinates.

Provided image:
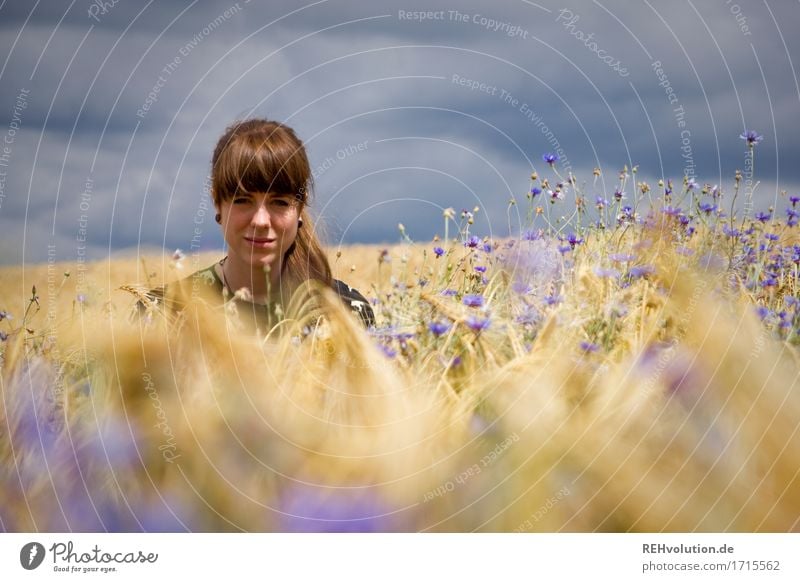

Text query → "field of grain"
[2,161,799,532]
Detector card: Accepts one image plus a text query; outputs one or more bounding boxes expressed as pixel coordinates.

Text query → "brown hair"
[211,119,332,289]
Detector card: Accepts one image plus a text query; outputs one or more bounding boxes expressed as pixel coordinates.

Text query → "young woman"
[142,119,374,329]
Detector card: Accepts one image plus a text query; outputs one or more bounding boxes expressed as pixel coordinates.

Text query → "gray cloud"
[1,0,798,265]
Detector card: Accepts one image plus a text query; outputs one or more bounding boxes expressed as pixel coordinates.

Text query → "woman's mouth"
[244,236,276,247]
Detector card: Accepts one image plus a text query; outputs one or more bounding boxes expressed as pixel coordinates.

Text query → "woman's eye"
[272,199,290,207]
[233,197,250,204]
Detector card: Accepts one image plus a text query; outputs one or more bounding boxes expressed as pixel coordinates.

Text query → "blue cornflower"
[465,235,481,248]
[512,280,532,295]
[522,230,541,241]
[565,232,584,248]
[662,205,683,217]
[686,178,699,191]
[740,130,764,146]
[755,306,770,320]
[440,289,457,296]
[482,243,493,253]
[595,196,608,209]
[755,211,772,223]
[722,225,740,238]
[543,294,562,306]
[428,321,451,337]
[609,253,636,263]
[579,341,600,353]
[462,294,484,307]
[786,208,799,219]
[378,344,397,358]
[629,265,656,278]
[764,233,780,242]
[698,201,716,214]
[761,276,778,288]
[433,246,445,257]
[614,189,625,201]
[594,267,620,279]
[465,315,490,332]
[530,187,542,197]
[557,245,573,255]
[474,265,487,273]
[542,153,559,165]
[791,195,800,206]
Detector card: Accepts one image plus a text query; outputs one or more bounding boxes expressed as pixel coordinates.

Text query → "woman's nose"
[251,203,271,227]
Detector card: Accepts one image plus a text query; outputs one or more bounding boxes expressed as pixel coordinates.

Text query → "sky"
[1,0,798,265]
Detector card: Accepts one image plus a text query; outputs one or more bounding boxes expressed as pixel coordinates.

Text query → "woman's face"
[217,191,300,275]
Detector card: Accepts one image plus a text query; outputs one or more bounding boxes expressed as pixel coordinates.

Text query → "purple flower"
[790,195,800,206]
[595,196,608,209]
[522,230,541,241]
[543,294,562,306]
[594,267,620,279]
[629,265,656,278]
[561,232,583,248]
[755,211,771,223]
[686,178,699,191]
[755,306,770,320]
[613,189,625,201]
[610,253,636,263]
[557,245,572,255]
[764,233,780,242]
[722,225,740,238]
[474,265,487,273]
[542,153,559,165]
[440,289,457,297]
[277,483,400,532]
[378,344,397,358]
[465,235,481,248]
[698,201,716,214]
[433,246,445,257]
[530,187,542,197]
[740,130,764,146]
[662,205,683,217]
[462,294,484,307]
[580,341,600,353]
[512,280,532,294]
[483,243,493,253]
[465,315,490,332]
[428,321,451,337]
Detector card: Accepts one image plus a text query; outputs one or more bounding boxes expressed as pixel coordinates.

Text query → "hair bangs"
[213,125,310,203]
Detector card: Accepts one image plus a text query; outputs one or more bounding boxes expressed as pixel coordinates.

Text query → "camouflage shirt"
[140,264,375,329]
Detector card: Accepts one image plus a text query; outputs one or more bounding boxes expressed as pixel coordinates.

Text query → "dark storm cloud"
[0,0,798,264]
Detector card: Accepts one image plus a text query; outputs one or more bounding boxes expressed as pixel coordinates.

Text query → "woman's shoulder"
[136,264,223,314]
[331,279,375,327]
